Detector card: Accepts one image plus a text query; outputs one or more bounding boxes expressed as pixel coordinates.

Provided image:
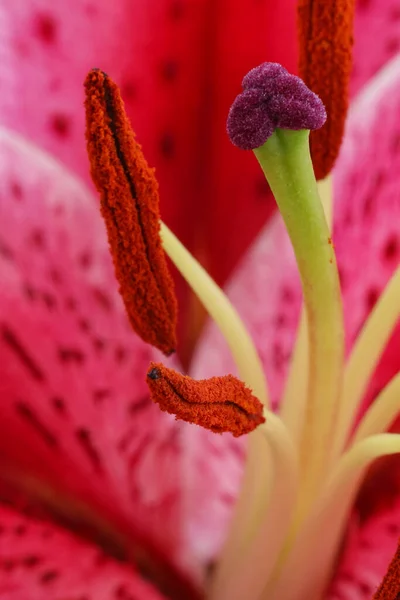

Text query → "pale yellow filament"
[333,266,400,457]
[352,372,400,443]
[160,222,269,405]
[265,434,400,600]
[210,413,298,600]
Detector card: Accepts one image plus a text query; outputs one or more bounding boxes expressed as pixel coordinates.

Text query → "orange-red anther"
[373,539,400,599]
[297,0,355,180]
[146,362,265,437]
[84,69,177,355]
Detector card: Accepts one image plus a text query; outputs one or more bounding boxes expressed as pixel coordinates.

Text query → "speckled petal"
[352,0,400,97]
[0,0,297,296]
[0,503,166,600]
[0,127,193,582]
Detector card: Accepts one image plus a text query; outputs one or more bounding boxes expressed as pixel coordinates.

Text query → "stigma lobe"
[84,69,177,355]
[227,62,326,151]
[146,362,265,437]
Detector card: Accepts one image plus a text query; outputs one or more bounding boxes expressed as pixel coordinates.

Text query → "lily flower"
[0,2,400,600]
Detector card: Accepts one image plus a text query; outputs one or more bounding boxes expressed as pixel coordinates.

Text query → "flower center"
[83,1,400,599]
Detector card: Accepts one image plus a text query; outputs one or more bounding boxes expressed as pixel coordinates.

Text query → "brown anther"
[297,0,355,179]
[146,362,265,437]
[373,538,400,599]
[84,69,177,355]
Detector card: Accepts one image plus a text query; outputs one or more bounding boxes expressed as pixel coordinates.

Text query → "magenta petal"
[352,0,400,97]
[327,495,400,600]
[0,128,189,574]
[0,503,165,600]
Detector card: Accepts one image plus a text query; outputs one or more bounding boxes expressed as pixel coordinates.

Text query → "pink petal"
[0,502,166,600]
[0,0,297,298]
[352,0,400,97]
[190,52,400,565]
[327,484,400,599]
[0,127,194,581]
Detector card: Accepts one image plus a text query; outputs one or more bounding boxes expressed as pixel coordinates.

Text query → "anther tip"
[147,367,161,380]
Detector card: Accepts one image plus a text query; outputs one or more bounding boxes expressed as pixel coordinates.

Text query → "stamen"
[267,434,400,600]
[352,372,400,443]
[84,69,177,355]
[160,223,269,406]
[146,362,265,437]
[373,539,400,599]
[333,267,400,457]
[210,413,298,600]
[297,0,355,179]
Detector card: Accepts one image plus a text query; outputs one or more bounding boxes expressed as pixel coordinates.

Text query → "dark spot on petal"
[392,133,400,153]
[357,0,371,8]
[79,251,92,269]
[51,396,67,414]
[35,13,57,45]
[2,325,45,381]
[76,428,103,473]
[0,240,14,260]
[49,268,62,285]
[169,1,185,19]
[39,569,59,584]
[281,286,295,304]
[30,229,46,248]
[78,318,91,332]
[275,313,287,328]
[382,235,399,262]
[22,555,42,568]
[92,287,113,311]
[128,395,151,415]
[14,524,27,535]
[93,337,105,352]
[255,174,270,198]
[160,60,179,82]
[10,180,23,201]
[58,347,85,364]
[160,133,175,159]
[390,7,400,20]
[23,283,37,301]
[15,401,58,448]
[272,342,288,371]
[386,38,400,54]
[387,522,400,534]
[366,287,379,311]
[121,81,137,101]
[65,296,77,311]
[54,204,65,217]
[93,389,110,404]
[357,581,372,595]
[42,291,57,310]
[115,345,128,363]
[2,559,16,572]
[50,113,71,138]
[85,3,98,16]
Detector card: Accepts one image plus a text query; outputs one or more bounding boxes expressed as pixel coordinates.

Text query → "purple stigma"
[227,62,327,150]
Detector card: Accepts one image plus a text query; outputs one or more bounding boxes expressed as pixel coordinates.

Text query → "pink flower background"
[0,0,399,598]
